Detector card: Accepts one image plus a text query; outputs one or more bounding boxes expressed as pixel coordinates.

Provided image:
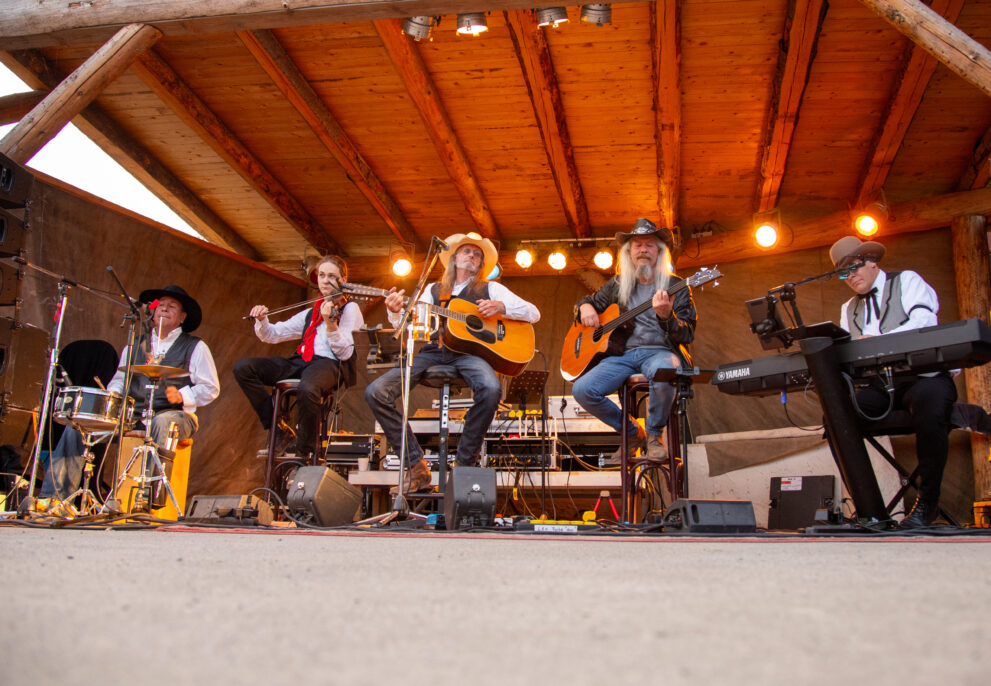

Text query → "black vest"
[429,282,490,344]
[126,332,200,412]
[299,304,358,387]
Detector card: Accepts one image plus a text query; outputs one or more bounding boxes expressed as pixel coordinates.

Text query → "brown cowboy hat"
[829,236,886,268]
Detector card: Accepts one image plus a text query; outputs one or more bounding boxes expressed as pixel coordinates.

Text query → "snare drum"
[53,386,134,433]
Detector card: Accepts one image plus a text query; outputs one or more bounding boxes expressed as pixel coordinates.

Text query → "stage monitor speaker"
[662,499,757,533]
[184,494,274,525]
[286,465,361,527]
[768,475,835,530]
[444,466,497,530]
[0,317,48,416]
[0,152,33,210]
[0,208,26,258]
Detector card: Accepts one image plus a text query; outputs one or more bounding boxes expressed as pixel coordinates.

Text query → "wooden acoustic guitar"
[559,267,722,381]
[342,283,535,377]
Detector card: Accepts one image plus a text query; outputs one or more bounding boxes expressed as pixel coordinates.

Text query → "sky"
[0,63,201,239]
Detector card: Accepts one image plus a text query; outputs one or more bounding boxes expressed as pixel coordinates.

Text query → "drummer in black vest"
[365,232,540,494]
[41,285,220,499]
[830,236,956,529]
[234,255,364,459]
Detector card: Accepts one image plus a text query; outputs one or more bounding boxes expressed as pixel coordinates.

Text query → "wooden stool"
[113,434,193,521]
[263,378,336,492]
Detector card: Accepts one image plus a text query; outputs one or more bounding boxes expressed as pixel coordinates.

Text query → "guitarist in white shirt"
[366,232,540,494]
[572,218,697,464]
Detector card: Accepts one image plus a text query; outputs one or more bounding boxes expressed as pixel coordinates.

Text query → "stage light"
[580,4,612,25]
[853,200,888,237]
[515,247,535,269]
[752,210,781,249]
[593,248,613,270]
[456,13,488,36]
[548,250,567,270]
[390,246,413,277]
[536,7,569,28]
[402,16,434,41]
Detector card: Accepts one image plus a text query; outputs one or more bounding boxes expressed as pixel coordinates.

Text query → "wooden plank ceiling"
[1,0,990,283]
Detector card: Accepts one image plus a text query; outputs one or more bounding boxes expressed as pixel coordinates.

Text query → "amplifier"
[482,436,560,470]
[323,433,377,466]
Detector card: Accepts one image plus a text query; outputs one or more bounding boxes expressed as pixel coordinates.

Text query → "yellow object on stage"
[112,436,192,521]
[974,500,991,528]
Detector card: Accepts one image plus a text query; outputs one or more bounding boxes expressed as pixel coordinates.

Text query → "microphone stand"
[360,237,446,524]
[10,257,129,507]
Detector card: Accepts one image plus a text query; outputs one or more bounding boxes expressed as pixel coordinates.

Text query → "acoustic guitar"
[559,267,722,381]
[342,283,535,377]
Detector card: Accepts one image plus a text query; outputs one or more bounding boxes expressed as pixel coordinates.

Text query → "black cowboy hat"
[139,285,202,332]
[614,217,674,250]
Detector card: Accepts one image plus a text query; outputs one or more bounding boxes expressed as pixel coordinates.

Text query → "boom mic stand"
[357,237,446,525]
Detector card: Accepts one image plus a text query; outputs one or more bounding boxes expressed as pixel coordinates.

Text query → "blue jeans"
[365,345,502,468]
[572,347,681,438]
[40,410,197,499]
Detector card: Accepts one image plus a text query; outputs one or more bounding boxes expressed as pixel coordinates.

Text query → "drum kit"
[49,364,187,516]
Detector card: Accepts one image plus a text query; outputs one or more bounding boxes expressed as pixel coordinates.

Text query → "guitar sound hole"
[465,315,483,330]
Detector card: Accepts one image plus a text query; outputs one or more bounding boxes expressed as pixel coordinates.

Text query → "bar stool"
[413,365,467,505]
[618,371,687,523]
[263,379,336,492]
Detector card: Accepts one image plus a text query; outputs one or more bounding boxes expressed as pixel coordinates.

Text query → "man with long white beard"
[572,218,697,464]
[366,232,540,495]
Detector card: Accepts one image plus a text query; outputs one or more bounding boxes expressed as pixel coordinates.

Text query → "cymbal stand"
[114,379,182,516]
[60,429,115,516]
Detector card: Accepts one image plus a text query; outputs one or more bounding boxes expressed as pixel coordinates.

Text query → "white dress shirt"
[839,269,939,337]
[387,280,540,328]
[254,300,364,361]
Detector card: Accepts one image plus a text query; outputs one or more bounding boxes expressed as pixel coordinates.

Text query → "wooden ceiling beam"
[504,9,589,239]
[2,49,262,260]
[0,23,161,163]
[237,29,420,249]
[957,126,991,191]
[0,1,622,50]
[678,186,991,270]
[858,0,964,205]
[132,48,342,255]
[0,89,46,126]
[755,0,827,213]
[859,0,991,99]
[650,0,682,248]
[373,18,500,242]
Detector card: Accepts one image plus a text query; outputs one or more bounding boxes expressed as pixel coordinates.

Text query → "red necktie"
[296,301,323,362]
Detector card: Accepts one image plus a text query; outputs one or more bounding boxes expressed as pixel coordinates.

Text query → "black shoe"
[899,498,939,529]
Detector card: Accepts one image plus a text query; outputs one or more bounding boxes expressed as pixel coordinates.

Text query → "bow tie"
[858,287,881,324]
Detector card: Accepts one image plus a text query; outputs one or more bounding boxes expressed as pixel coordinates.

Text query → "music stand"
[504,369,550,514]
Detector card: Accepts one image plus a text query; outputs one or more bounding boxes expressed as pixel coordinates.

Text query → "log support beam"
[650,0,682,248]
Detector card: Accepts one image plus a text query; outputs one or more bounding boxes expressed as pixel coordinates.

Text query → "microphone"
[432,236,450,251]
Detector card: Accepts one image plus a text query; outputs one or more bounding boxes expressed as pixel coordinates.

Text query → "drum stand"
[114,380,182,517]
[60,430,114,516]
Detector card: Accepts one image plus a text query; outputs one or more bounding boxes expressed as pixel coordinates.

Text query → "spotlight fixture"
[390,246,413,277]
[752,210,781,249]
[580,4,612,25]
[853,199,888,237]
[547,250,567,271]
[515,248,535,269]
[536,7,569,28]
[593,248,613,270]
[456,13,489,36]
[402,16,435,41]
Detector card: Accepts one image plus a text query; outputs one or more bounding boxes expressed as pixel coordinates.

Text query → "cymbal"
[121,364,189,379]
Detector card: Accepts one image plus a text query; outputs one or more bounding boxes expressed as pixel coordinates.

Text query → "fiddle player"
[234,255,364,459]
[571,218,696,465]
[41,285,219,500]
[829,236,956,529]
[365,232,540,495]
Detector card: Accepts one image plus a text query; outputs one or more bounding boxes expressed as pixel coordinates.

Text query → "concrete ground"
[2,526,990,686]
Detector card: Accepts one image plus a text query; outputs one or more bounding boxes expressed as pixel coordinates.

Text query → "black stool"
[263,379,335,492]
[414,365,467,504]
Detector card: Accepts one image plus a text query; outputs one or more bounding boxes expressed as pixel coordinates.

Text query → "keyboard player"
[829,236,956,529]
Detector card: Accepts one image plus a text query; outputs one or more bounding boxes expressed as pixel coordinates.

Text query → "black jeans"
[856,372,957,502]
[233,354,342,455]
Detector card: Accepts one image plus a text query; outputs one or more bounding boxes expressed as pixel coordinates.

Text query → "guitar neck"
[601,278,687,333]
[345,285,469,322]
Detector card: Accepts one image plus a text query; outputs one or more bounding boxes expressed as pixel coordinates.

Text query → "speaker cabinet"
[0,152,33,210]
[0,262,22,305]
[0,317,48,415]
[444,466,497,530]
[286,465,361,527]
[0,208,26,258]
[662,499,757,533]
[768,475,835,530]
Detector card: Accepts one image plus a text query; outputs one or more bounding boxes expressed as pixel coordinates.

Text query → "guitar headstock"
[340,283,388,299]
[686,266,722,289]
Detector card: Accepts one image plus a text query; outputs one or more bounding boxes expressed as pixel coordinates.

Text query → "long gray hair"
[439,247,487,300]
[617,237,671,307]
